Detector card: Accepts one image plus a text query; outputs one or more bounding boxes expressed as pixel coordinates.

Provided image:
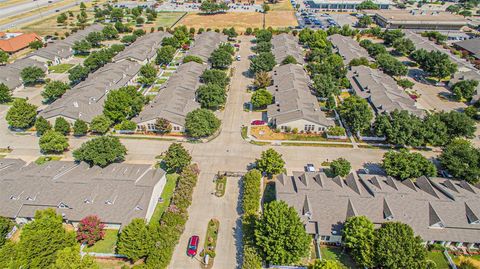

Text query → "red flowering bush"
[76,215,105,246]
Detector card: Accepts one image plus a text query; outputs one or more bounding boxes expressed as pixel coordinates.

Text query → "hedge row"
[145,164,200,268]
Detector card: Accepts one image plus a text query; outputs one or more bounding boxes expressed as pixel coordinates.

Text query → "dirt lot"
[180,11,297,32]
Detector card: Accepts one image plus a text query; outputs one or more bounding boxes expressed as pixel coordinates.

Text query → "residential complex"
[271,33,305,65]
[348,65,425,117]
[454,37,480,60]
[276,171,480,249]
[28,24,105,65]
[113,31,172,64]
[186,31,228,62]
[267,64,334,132]
[0,57,47,91]
[329,34,371,64]
[372,10,467,30]
[0,158,166,228]
[133,61,207,132]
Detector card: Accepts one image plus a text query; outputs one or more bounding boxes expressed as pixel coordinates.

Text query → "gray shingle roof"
[328,34,371,64]
[0,159,165,226]
[29,24,104,61]
[266,64,333,127]
[0,58,47,90]
[186,32,228,62]
[113,31,172,62]
[271,33,305,65]
[40,59,141,122]
[454,38,480,59]
[277,171,480,244]
[348,65,425,117]
[132,61,207,126]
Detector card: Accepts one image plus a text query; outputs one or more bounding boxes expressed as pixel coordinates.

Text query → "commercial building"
[348,65,425,117]
[305,0,391,10]
[372,10,467,30]
[0,159,166,228]
[277,171,480,249]
[328,34,371,64]
[113,31,172,64]
[271,34,305,65]
[185,31,228,62]
[0,57,48,90]
[132,61,207,133]
[28,24,104,65]
[267,64,334,132]
[0,32,42,53]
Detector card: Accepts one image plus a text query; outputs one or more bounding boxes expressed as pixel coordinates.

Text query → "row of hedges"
[145,164,200,268]
[241,169,263,269]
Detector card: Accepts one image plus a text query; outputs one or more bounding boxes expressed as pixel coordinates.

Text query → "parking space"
[296,10,339,29]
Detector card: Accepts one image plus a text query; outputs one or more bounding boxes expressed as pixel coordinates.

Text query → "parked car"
[236,55,241,61]
[187,235,199,257]
[306,164,315,172]
[251,120,266,125]
[234,43,240,48]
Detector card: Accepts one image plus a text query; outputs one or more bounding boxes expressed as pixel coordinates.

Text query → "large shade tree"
[338,96,373,133]
[117,219,150,262]
[256,148,285,176]
[73,136,127,167]
[343,216,375,268]
[103,86,145,123]
[382,149,437,180]
[6,99,37,129]
[184,108,221,138]
[439,139,480,184]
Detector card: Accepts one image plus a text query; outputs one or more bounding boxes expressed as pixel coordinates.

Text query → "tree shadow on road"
[234,178,244,269]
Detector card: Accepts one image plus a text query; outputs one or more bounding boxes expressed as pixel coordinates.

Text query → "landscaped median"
[200,219,220,267]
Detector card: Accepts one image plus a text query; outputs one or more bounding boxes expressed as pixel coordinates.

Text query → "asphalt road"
[0,0,64,19]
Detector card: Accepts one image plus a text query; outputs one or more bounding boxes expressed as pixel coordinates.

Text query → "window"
[173,126,180,131]
[147,123,156,131]
[58,202,68,209]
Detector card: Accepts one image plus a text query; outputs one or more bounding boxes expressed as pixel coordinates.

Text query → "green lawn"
[320,246,358,268]
[84,229,118,254]
[149,174,179,225]
[215,176,227,197]
[427,251,449,269]
[154,11,186,28]
[48,63,74,73]
[35,155,62,165]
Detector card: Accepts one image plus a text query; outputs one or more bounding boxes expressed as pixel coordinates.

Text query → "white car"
[236,55,241,61]
[306,164,315,172]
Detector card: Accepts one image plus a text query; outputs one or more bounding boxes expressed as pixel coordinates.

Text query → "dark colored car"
[251,120,266,125]
[187,235,199,257]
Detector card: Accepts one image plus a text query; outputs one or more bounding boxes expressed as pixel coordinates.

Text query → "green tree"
[249,52,276,74]
[80,2,86,9]
[411,49,457,80]
[256,148,285,176]
[73,120,88,136]
[29,40,43,50]
[163,143,192,173]
[329,158,351,177]
[54,117,71,135]
[57,13,68,24]
[17,209,76,268]
[357,15,372,28]
[439,139,480,184]
[117,219,150,261]
[156,45,176,65]
[313,73,340,98]
[253,71,272,88]
[382,149,437,180]
[396,78,414,89]
[6,99,37,129]
[185,108,221,138]
[201,69,229,89]
[262,3,270,12]
[451,79,479,101]
[349,57,370,67]
[35,116,52,136]
[310,259,347,269]
[383,29,404,46]
[121,34,137,44]
[103,86,145,123]
[255,201,310,265]
[282,55,297,65]
[255,41,272,53]
[114,120,136,131]
[73,136,127,167]
[357,0,379,9]
[423,113,449,146]
[183,55,203,64]
[155,118,172,134]
[0,83,12,104]
[242,246,262,269]
[197,84,226,110]
[53,246,98,269]
[243,169,262,215]
[39,130,69,153]
[72,40,92,55]
[376,53,408,77]
[374,222,427,269]
[392,38,415,55]
[439,110,476,138]
[255,29,273,43]
[210,48,233,69]
[42,80,70,103]
[339,96,373,133]
[138,63,157,85]
[90,115,112,134]
[373,110,425,147]
[68,65,90,84]
[343,216,374,268]
[102,25,119,40]
[251,89,273,109]
[21,66,45,85]
[0,217,13,248]
[0,50,8,65]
